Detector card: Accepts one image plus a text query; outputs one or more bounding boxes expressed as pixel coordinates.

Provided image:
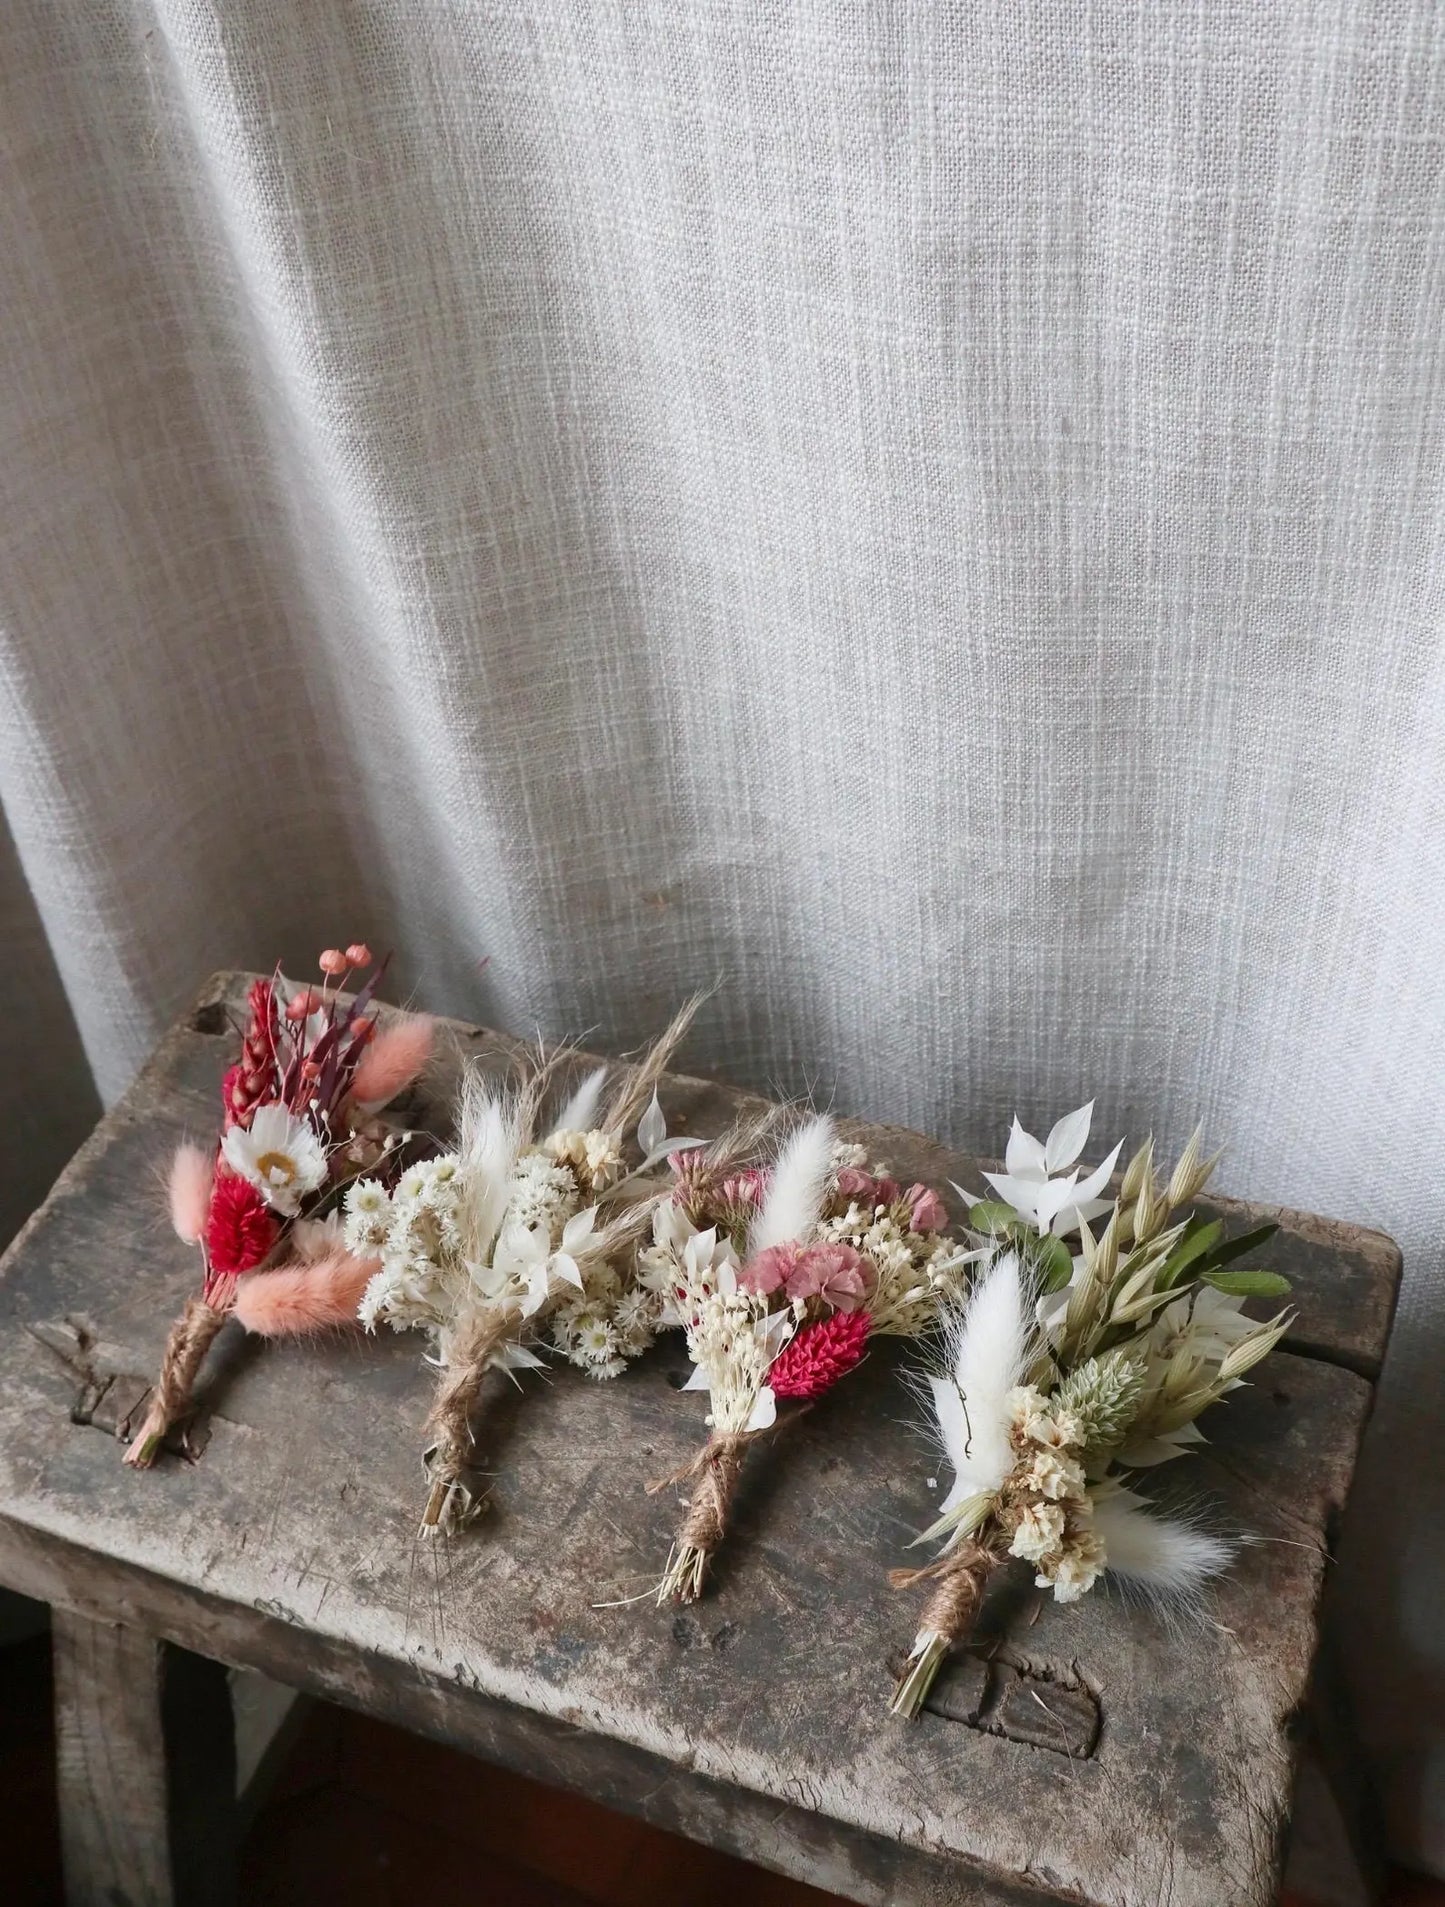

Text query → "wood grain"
[52,1607,236,1907]
[0,972,1402,1907]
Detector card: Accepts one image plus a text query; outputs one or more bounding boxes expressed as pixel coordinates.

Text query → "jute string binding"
[418,1303,524,1536]
[122,1294,230,1468]
[890,1539,999,1644]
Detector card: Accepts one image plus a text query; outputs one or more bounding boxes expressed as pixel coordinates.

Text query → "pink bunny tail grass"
[230,1252,379,1339]
[350,1014,434,1108]
[168,1142,214,1244]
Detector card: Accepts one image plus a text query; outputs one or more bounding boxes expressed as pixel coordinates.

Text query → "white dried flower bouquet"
[348,1003,705,1534]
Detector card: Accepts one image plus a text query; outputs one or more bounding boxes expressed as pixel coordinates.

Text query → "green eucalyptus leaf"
[1034,1235,1075,1292]
[1201,1268,1293,1298]
[1157,1217,1224,1290]
[968,1200,1022,1237]
[1198,1223,1281,1274]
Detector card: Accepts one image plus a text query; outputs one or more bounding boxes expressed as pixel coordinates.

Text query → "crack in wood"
[26,1316,209,1452]
[903,1646,1102,1758]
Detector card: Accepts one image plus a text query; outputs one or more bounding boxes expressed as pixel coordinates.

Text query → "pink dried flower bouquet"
[124,944,434,1468]
[639,1115,972,1602]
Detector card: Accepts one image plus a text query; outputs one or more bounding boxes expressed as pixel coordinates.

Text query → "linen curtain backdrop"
[2,0,1443,1866]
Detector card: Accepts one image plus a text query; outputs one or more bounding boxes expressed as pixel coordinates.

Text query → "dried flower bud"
[1120,1138,1153,1204]
[345,942,372,967]
[352,1015,377,1043]
[1217,1314,1292,1384]
[319,948,348,976]
[1165,1127,1218,1209]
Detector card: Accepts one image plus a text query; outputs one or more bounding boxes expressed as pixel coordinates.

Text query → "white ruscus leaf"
[636,1089,667,1158]
[1044,1101,1094,1174]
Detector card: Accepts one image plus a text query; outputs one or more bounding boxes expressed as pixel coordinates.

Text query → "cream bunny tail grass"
[931,1251,1033,1506]
[455,1071,526,1266]
[748,1113,836,1254]
[553,1064,608,1137]
[1092,1489,1235,1607]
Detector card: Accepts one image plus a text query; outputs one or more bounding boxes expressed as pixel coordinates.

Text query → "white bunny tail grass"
[748,1113,836,1254]
[553,1063,608,1138]
[933,1250,1034,1504]
[455,1073,524,1266]
[1093,1487,1235,1618]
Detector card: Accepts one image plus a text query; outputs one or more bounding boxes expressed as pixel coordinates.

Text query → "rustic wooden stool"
[0,975,1398,1907]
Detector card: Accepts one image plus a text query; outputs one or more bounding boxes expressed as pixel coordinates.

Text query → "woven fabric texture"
[2,0,1443,1861]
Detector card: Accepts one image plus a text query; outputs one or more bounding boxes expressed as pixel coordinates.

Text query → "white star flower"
[221,1103,327,1216]
[1149,1286,1256,1366]
[343,1177,388,1217]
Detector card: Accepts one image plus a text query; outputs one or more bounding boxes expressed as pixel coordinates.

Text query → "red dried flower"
[224,979,279,1128]
[767,1310,871,1401]
[206,1171,280,1277]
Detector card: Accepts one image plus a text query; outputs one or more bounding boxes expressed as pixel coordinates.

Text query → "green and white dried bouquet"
[347,1007,703,1534]
[890,1101,1292,1719]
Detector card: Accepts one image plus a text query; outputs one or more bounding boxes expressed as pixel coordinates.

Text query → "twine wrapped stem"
[122,1295,230,1468]
[647,1429,759,1604]
[888,1541,1002,1719]
[419,1302,524,1536]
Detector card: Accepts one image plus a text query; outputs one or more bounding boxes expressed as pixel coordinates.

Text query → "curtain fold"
[2,0,1443,1864]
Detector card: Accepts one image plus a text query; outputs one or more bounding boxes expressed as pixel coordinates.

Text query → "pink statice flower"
[784,1242,873,1312]
[719,1167,769,1208]
[737,1243,796,1296]
[903,1184,948,1233]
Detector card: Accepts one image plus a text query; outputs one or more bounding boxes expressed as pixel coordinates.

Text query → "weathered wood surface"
[0,973,1399,1907]
[52,1606,236,1907]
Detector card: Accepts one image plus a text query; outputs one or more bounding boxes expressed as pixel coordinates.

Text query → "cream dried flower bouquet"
[890,1102,1292,1719]
[348,1005,704,1534]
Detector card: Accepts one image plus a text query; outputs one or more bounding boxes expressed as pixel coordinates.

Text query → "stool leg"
[52,1607,237,1907]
